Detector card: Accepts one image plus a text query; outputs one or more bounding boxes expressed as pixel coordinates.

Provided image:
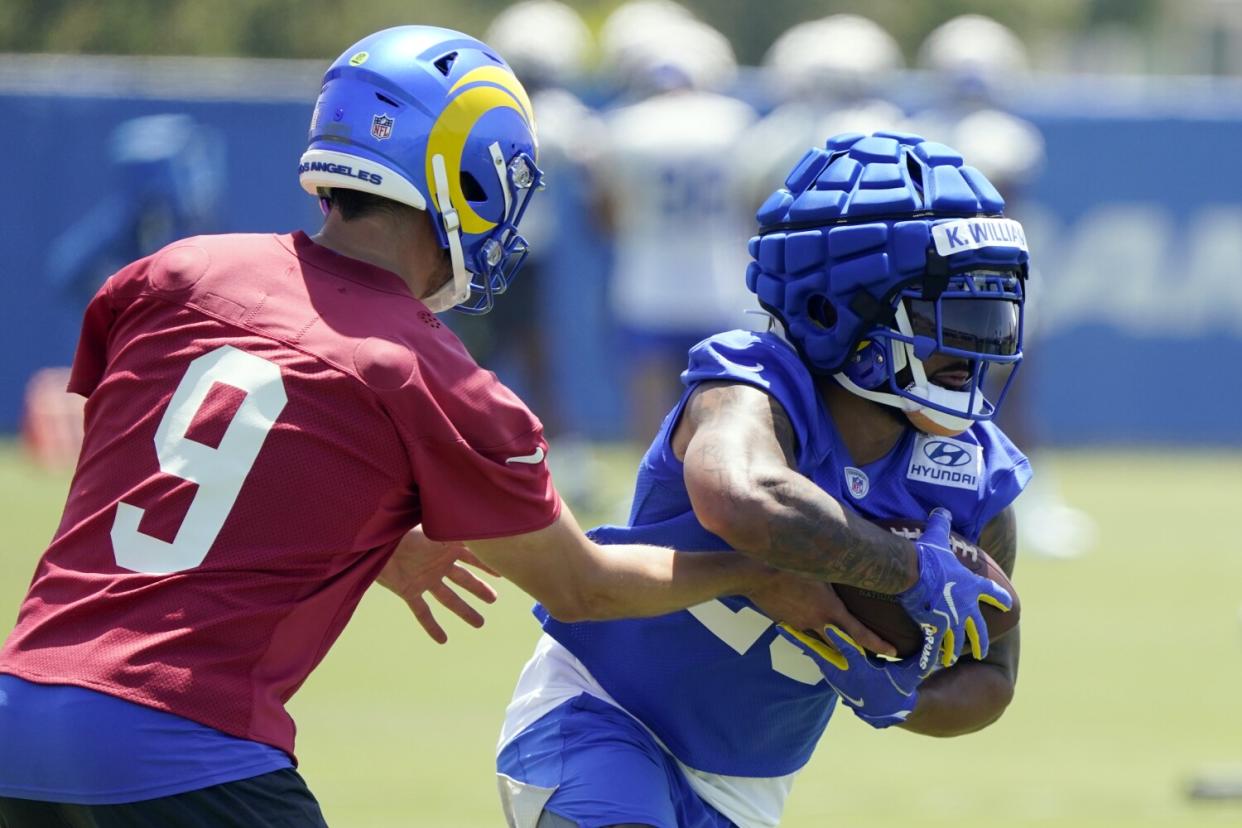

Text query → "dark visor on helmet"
[904,271,1023,357]
[906,296,1019,355]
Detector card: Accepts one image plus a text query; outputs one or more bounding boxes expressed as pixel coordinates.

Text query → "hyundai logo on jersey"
[907,434,980,491]
[923,441,972,467]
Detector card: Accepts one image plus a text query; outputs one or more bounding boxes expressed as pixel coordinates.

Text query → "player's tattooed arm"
[899,506,1020,736]
[978,503,1018,578]
[974,503,1020,683]
[464,503,790,623]
[674,382,918,594]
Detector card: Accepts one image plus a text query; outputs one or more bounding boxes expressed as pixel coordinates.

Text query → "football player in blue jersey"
[496,131,1030,828]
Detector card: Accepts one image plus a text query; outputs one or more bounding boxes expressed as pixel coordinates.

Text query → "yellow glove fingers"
[979,593,1009,612]
[779,623,852,671]
[939,628,956,668]
[964,616,983,660]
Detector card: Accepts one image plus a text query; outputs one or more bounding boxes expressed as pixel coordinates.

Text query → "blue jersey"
[539,330,1030,778]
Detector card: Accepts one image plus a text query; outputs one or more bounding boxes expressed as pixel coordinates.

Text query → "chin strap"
[901,384,981,436]
[423,143,516,313]
[423,153,471,313]
[490,142,512,219]
[833,370,980,437]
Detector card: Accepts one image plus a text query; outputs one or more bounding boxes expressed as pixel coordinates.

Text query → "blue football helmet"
[746,131,1028,436]
[299,26,542,314]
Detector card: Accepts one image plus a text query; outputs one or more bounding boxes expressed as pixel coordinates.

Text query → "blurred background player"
[910,14,1096,560]
[456,0,601,431]
[480,1,612,509]
[738,14,906,209]
[0,25,843,827]
[496,132,1027,828]
[911,14,1045,192]
[47,113,226,305]
[23,113,225,470]
[596,0,694,100]
[593,5,759,441]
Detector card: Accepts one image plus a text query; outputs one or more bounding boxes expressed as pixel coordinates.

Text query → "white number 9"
[111,345,287,574]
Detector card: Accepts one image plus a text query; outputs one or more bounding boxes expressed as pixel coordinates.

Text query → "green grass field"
[3,443,1242,827]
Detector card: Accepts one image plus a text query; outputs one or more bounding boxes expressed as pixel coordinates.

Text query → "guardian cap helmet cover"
[747,131,1028,436]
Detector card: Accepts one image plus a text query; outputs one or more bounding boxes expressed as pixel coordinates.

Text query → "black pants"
[0,768,327,828]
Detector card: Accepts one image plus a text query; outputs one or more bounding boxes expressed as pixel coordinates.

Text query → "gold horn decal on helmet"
[448,67,535,131]
[426,79,533,236]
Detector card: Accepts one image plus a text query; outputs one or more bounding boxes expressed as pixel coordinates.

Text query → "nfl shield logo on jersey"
[370,113,394,140]
[844,466,870,499]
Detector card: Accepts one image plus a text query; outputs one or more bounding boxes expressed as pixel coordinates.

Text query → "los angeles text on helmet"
[297,160,382,187]
[931,217,1027,256]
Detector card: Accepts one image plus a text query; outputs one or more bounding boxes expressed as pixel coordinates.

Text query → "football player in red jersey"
[0,26,861,828]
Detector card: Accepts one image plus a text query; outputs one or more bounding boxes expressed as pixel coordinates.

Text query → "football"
[833,518,1020,658]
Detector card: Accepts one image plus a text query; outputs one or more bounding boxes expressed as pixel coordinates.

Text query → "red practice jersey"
[0,232,560,755]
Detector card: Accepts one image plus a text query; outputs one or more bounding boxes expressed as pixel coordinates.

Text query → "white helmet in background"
[942,109,1045,188]
[627,18,736,94]
[601,0,694,91]
[913,17,1042,186]
[484,0,594,89]
[764,14,903,102]
[600,0,693,54]
[919,14,1029,102]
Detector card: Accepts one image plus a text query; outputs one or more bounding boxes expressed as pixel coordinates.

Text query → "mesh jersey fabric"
[538,329,1029,778]
[0,231,559,758]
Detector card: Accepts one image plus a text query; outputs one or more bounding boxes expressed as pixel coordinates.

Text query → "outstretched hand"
[377,526,500,644]
[897,507,1013,670]
[748,569,896,658]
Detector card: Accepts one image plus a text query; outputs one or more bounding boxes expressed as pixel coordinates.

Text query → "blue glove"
[897,507,1013,671]
[779,624,923,729]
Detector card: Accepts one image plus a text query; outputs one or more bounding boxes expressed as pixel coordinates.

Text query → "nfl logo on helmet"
[370,114,394,140]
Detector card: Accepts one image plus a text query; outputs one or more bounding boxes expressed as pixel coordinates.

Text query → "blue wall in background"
[1,95,323,431]
[3,81,1242,444]
[1021,110,1242,444]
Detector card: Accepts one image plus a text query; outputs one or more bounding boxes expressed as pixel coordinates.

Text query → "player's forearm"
[550,544,774,623]
[697,467,919,594]
[898,660,1015,736]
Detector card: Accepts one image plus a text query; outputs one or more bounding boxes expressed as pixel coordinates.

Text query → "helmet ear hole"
[460,171,487,202]
[808,294,838,330]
